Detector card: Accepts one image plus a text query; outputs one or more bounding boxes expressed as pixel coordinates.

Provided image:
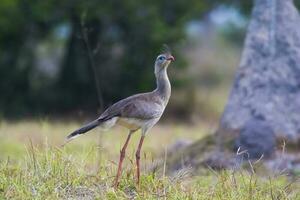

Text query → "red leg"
[114,132,132,188]
[135,135,145,185]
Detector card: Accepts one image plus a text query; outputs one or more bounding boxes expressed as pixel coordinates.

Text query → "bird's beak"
[167,55,175,61]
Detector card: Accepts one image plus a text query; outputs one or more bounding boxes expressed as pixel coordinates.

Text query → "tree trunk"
[220,0,300,142]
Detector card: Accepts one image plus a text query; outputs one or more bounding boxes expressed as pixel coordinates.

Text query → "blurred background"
[0,0,299,121]
[0,0,251,120]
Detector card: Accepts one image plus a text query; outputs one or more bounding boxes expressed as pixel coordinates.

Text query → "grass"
[0,120,299,199]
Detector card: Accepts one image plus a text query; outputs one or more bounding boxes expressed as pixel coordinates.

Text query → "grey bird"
[66,50,174,187]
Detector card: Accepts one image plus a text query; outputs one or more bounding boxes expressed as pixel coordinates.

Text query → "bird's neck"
[155,67,171,104]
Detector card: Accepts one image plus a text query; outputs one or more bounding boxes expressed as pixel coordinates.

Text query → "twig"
[80,13,104,173]
[80,12,104,111]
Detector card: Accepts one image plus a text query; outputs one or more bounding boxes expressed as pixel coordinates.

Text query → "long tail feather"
[66,118,102,141]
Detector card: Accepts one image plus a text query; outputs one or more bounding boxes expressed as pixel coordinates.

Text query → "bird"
[65,48,174,187]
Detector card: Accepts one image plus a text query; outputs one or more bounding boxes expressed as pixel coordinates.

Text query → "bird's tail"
[66,118,103,142]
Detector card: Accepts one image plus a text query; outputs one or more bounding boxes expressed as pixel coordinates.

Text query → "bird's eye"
[159,56,165,61]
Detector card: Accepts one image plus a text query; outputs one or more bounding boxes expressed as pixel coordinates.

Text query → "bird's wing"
[120,100,163,119]
[99,93,163,120]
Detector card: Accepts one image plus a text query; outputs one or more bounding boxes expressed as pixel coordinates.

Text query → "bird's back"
[100,91,166,121]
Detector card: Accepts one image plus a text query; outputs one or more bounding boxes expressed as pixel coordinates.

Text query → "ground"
[0,120,299,199]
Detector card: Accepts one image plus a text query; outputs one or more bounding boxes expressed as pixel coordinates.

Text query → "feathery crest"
[161,44,171,55]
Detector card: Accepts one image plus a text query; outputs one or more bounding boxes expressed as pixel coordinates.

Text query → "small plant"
[0,121,299,199]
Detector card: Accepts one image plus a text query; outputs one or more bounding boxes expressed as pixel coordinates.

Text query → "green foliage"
[0,0,255,117]
[0,0,214,117]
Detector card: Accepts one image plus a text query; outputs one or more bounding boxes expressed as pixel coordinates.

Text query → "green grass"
[0,121,299,199]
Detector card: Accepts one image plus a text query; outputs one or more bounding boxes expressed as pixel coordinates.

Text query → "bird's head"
[154,52,175,74]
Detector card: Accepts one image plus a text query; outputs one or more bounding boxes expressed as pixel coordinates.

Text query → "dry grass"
[0,120,299,199]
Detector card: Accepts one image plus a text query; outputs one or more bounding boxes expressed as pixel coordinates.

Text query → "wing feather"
[99,92,163,120]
